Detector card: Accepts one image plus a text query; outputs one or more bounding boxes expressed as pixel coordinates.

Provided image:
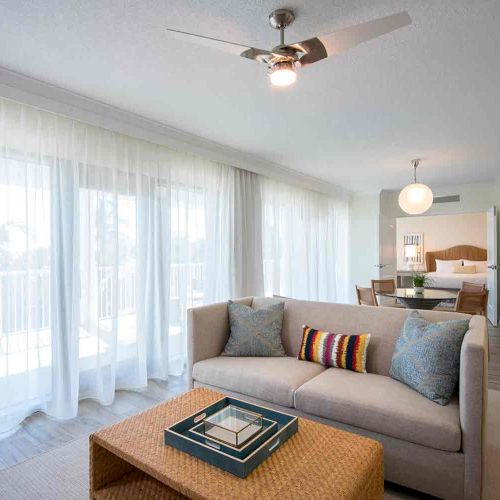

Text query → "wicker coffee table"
[89,388,383,499]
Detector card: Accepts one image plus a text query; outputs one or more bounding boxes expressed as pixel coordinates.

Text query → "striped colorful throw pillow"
[298,325,370,373]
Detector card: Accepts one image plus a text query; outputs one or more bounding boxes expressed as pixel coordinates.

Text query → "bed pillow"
[435,259,462,273]
[298,325,370,373]
[389,311,469,405]
[453,264,476,274]
[222,300,286,357]
[464,259,487,273]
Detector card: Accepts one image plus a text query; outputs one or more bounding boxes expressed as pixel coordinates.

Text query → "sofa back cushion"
[253,298,470,376]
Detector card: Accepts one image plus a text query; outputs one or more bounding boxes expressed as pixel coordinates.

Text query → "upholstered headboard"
[425,245,487,272]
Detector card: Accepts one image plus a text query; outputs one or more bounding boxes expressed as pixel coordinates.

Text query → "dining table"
[377,287,458,310]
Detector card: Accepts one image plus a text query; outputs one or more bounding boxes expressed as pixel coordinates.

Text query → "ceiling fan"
[166,9,411,87]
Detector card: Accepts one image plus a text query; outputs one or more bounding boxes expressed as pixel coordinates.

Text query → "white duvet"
[427,272,487,289]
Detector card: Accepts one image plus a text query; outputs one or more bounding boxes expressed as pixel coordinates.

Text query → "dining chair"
[461,281,485,293]
[371,279,404,308]
[455,289,489,315]
[356,286,376,306]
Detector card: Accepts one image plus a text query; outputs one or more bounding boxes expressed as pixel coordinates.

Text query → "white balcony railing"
[97,266,137,320]
[0,268,50,334]
[0,262,205,335]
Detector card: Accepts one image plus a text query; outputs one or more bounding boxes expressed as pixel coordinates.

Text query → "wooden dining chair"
[371,279,404,308]
[455,289,489,315]
[356,286,376,306]
[461,281,485,293]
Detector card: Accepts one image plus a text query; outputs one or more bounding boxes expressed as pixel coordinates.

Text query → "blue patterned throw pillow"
[389,311,470,405]
[222,301,286,357]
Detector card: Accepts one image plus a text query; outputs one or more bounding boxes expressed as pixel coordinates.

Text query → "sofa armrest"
[187,297,253,385]
[459,314,488,499]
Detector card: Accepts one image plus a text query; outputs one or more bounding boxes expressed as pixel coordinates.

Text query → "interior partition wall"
[0,97,348,434]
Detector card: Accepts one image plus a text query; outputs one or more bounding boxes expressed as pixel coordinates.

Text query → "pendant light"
[398,159,433,215]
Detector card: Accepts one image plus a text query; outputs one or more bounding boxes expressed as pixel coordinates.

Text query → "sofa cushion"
[294,368,461,452]
[298,325,370,373]
[222,300,286,357]
[389,310,470,405]
[192,356,326,407]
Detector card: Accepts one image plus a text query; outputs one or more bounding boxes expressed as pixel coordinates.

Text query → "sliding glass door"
[0,153,235,434]
[0,157,52,430]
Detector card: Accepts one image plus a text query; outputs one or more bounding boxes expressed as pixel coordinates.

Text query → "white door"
[487,206,498,325]
[378,214,397,279]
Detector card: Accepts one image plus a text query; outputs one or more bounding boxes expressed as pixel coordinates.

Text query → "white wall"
[348,194,380,303]
[396,212,487,270]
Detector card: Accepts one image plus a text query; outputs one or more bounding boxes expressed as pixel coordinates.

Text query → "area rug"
[0,436,88,499]
[1,390,499,499]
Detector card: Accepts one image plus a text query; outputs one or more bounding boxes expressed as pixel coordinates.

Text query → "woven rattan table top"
[91,387,383,499]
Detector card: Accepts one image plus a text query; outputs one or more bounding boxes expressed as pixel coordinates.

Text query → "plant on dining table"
[411,272,432,289]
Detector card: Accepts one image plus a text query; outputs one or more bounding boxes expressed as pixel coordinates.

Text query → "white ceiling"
[0,0,499,193]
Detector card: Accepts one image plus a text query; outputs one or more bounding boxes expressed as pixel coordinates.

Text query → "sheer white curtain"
[233,169,264,297]
[0,96,347,435]
[261,178,348,302]
[0,98,235,434]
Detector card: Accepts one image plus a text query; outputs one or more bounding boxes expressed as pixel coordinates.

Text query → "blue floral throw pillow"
[222,301,286,357]
[389,310,470,405]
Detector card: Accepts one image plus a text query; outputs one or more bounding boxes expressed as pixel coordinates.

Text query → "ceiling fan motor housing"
[268,9,295,30]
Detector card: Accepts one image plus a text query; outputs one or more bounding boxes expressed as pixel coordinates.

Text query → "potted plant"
[411,272,431,293]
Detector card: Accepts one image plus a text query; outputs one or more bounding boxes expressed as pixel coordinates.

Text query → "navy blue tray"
[164,396,298,478]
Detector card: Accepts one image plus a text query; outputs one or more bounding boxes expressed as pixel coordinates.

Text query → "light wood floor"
[0,374,189,471]
[1,323,499,472]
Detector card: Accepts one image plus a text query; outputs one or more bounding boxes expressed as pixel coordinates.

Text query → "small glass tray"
[203,404,262,447]
[188,417,277,459]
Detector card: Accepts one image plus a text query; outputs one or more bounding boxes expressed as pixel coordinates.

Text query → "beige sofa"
[187,297,488,500]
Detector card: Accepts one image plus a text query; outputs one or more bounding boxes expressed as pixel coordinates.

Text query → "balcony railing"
[97,266,137,320]
[0,262,205,335]
[0,269,50,334]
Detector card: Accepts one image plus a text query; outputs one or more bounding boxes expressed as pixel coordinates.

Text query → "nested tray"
[164,396,298,478]
[203,404,263,447]
[187,417,278,459]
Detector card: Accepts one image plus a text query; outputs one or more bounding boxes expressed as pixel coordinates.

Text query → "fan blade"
[290,11,411,66]
[166,28,274,63]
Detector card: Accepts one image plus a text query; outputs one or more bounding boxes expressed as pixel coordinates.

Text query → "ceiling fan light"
[270,68,296,86]
[269,60,297,87]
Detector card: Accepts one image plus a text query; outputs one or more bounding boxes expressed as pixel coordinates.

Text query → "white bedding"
[427,272,487,289]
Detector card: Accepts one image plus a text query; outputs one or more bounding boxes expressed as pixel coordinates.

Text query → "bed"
[425,245,488,290]
[425,271,487,289]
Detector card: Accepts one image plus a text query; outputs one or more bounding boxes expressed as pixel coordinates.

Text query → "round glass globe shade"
[398,183,434,215]
[269,68,297,87]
